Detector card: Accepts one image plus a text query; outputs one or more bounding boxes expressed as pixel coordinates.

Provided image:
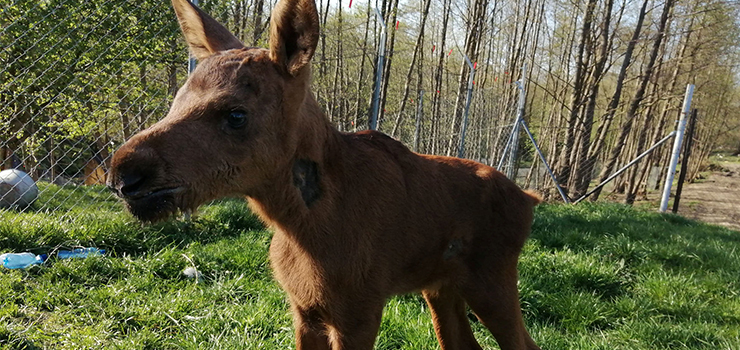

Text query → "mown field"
[1,184,740,349]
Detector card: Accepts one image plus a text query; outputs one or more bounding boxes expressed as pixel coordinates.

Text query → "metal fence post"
[660,84,694,213]
[414,90,424,152]
[456,56,476,158]
[369,8,386,131]
[506,63,526,180]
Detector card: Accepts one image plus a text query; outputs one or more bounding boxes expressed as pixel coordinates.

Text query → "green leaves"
[1,0,186,179]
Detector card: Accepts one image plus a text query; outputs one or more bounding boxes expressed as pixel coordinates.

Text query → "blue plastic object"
[58,247,106,259]
[0,252,47,269]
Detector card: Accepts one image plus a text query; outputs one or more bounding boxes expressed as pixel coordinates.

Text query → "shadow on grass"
[531,202,740,273]
[0,189,265,258]
[520,202,740,335]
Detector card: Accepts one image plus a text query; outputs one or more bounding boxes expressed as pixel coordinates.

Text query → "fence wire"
[0,0,718,228]
[1,0,189,221]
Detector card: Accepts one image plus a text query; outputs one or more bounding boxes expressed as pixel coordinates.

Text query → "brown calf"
[107,0,541,349]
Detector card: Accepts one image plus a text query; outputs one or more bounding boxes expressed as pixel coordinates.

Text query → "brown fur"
[107,0,541,349]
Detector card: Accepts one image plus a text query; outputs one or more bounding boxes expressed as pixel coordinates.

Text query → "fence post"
[414,90,424,152]
[456,56,476,158]
[672,108,698,213]
[369,8,386,131]
[187,0,199,75]
[506,63,527,180]
[660,84,694,212]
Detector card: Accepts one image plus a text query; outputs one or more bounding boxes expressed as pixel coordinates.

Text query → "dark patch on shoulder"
[292,159,322,207]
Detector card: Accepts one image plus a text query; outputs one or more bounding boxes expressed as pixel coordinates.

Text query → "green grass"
[711,153,740,164]
[1,185,740,349]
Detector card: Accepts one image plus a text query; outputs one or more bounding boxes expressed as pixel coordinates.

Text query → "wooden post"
[672,109,698,214]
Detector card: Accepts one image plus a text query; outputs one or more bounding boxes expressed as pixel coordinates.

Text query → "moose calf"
[107,0,542,348]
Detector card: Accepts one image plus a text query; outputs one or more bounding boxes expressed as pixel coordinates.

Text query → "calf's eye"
[227,111,247,128]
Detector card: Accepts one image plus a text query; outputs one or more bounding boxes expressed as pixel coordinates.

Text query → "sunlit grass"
[1,186,739,349]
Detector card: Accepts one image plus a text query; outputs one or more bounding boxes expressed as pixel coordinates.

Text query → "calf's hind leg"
[461,253,540,350]
[422,286,483,350]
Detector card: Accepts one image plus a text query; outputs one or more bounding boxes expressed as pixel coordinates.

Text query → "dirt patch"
[673,162,740,232]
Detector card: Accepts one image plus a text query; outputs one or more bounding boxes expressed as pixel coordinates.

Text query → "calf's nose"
[107,142,160,200]
[119,173,147,198]
[108,167,155,199]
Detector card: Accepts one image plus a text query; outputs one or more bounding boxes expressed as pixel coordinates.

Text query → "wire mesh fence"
[0,0,724,228]
[0,0,524,221]
[1,0,192,222]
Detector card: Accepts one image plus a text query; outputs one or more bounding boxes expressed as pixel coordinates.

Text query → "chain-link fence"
[0,0,706,227]
[1,0,530,221]
[1,0,188,220]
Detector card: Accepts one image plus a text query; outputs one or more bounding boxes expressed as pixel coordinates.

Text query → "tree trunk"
[589,0,650,201]
[570,0,616,198]
[252,0,264,45]
[352,1,372,131]
[556,0,598,192]
[639,10,695,196]
[377,0,400,131]
[430,0,452,154]
[390,0,431,138]
[445,0,489,157]
[602,0,674,202]
[168,40,179,99]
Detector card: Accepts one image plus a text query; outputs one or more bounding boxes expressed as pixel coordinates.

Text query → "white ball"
[0,169,39,209]
[183,266,203,279]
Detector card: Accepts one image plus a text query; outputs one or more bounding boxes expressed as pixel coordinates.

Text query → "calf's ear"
[269,0,320,76]
[171,0,244,60]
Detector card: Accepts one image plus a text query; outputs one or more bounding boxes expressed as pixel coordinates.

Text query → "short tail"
[524,190,543,206]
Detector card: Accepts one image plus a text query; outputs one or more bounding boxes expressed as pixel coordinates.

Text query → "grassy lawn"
[1,184,740,349]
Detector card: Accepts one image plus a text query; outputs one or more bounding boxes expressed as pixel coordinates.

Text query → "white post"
[660,84,694,212]
[506,63,526,180]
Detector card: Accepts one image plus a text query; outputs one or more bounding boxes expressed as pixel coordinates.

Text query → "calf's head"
[107,0,319,222]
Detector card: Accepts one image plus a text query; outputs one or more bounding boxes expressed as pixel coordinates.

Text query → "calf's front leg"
[293,305,331,350]
[325,299,385,350]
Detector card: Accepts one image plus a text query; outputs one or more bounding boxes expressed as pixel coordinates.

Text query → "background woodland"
[1,0,739,203]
